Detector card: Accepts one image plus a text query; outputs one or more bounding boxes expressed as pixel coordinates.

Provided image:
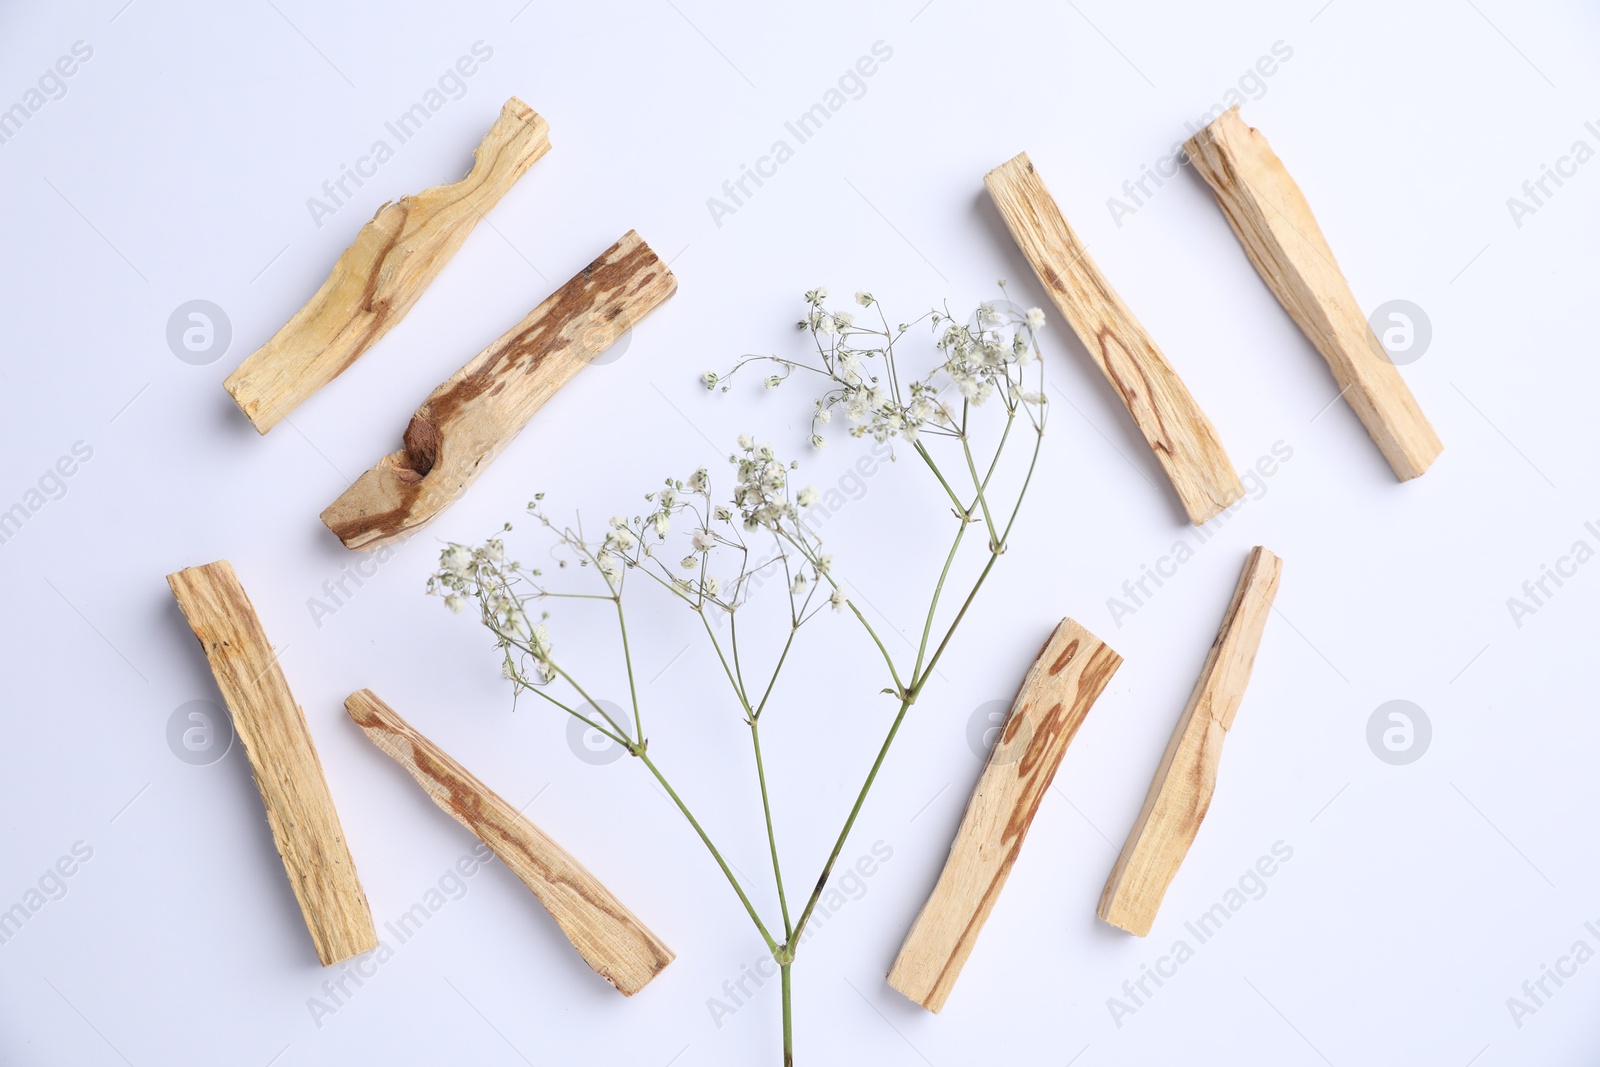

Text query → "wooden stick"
[1184,107,1442,480]
[225,98,551,434]
[322,230,675,550]
[167,561,377,966]
[344,690,673,995]
[1097,546,1282,937]
[985,152,1243,525]
[887,618,1122,1012]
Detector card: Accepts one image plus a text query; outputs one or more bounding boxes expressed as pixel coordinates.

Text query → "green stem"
[913,441,966,517]
[613,596,643,743]
[790,694,913,942]
[751,720,793,936]
[781,962,794,1066]
[638,750,777,952]
[754,626,799,720]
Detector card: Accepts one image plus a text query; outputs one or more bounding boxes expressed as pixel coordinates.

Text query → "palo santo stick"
[322,230,675,551]
[225,98,551,434]
[1097,546,1281,937]
[888,618,1122,1012]
[1184,107,1442,480]
[986,152,1243,525]
[345,689,673,995]
[167,561,377,966]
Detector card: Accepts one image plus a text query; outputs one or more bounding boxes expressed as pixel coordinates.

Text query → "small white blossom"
[701,371,719,390]
[687,468,709,492]
[797,486,820,507]
[818,314,839,336]
[680,555,698,570]
[790,574,807,595]
[830,589,847,612]
[441,545,472,577]
[445,594,468,614]
[764,374,782,389]
[855,290,873,306]
[738,433,755,449]
[704,575,721,597]
[1025,307,1045,331]
[714,504,733,522]
[692,528,716,552]
[815,407,832,426]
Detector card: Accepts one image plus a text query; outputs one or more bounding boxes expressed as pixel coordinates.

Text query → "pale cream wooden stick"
[1098,546,1281,936]
[345,689,674,995]
[1184,107,1441,480]
[986,152,1244,524]
[888,618,1122,1012]
[168,560,378,966]
[226,98,551,433]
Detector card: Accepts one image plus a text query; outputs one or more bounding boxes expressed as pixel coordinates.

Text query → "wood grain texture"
[887,618,1122,1012]
[1097,546,1282,937]
[225,98,551,434]
[322,230,675,550]
[167,561,377,966]
[1184,107,1442,480]
[345,690,673,995]
[985,152,1244,525]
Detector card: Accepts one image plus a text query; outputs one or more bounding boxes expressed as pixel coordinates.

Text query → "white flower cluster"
[426,535,556,684]
[707,287,1046,451]
[431,441,854,695]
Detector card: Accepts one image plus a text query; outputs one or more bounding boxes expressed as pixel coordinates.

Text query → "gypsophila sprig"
[717,284,1047,457]
[431,286,1049,1066]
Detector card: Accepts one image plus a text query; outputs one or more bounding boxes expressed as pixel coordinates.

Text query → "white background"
[2,1,1597,1064]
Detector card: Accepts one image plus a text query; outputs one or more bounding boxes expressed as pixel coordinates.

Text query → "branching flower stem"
[430,290,1049,1065]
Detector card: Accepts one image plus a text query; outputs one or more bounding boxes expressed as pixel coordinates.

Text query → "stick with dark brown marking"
[986,152,1244,525]
[887,618,1121,1012]
[345,689,673,995]
[1184,107,1442,480]
[322,230,676,550]
[1098,546,1281,937]
[226,98,551,434]
[168,561,378,966]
